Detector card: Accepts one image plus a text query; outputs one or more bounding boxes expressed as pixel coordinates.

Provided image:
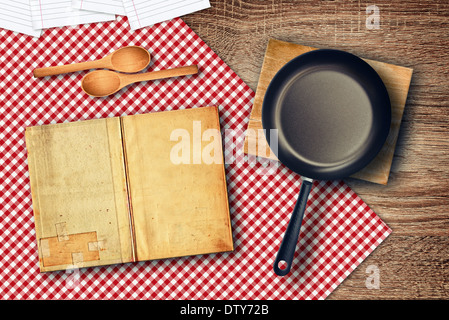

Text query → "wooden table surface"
[183,0,449,299]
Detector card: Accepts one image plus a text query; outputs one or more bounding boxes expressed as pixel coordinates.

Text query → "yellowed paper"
[26,106,233,271]
[26,117,133,272]
[121,106,233,261]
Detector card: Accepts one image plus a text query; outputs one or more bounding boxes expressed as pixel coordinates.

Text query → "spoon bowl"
[33,45,151,78]
[81,70,122,97]
[110,46,151,73]
[81,65,199,97]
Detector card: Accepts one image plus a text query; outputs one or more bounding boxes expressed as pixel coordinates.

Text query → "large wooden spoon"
[81,65,199,97]
[33,46,151,78]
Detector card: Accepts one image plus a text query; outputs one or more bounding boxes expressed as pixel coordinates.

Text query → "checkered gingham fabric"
[0,16,391,300]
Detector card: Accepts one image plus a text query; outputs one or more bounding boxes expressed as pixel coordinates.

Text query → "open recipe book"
[25,106,233,272]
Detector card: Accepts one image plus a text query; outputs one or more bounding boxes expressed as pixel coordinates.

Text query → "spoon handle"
[33,59,104,78]
[123,65,199,86]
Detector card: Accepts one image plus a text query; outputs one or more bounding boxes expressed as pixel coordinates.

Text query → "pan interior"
[275,68,373,166]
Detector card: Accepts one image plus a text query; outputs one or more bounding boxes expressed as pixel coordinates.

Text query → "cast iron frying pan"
[262,49,391,276]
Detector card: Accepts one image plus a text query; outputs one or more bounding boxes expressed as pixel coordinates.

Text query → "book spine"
[119,117,138,262]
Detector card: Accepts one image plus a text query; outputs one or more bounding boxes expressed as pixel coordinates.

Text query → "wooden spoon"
[81,65,199,97]
[33,46,151,78]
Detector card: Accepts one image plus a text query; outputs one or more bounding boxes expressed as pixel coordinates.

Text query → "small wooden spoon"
[33,46,151,78]
[81,65,199,97]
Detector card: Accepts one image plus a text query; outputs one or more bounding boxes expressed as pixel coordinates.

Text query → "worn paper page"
[121,106,233,261]
[26,117,133,272]
[122,0,210,30]
[0,0,41,37]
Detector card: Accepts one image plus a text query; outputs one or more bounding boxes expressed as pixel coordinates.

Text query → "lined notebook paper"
[0,0,41,37]
[0,0,212,36]
[72,0,126,15]
[122,0,210,30]
[30,0,115,29]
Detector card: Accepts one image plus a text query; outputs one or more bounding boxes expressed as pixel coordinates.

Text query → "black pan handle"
[273,179,313,276]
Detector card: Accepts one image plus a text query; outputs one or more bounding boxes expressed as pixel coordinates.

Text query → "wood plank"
[327,235,449,299]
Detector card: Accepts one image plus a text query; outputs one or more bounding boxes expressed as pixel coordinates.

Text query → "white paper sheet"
[122,0,210,30]
[72,0,125,16]
[30,0,115,30]
[0,0,42,37]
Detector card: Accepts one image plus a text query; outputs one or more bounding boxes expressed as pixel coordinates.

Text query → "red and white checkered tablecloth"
[0,16,391,300]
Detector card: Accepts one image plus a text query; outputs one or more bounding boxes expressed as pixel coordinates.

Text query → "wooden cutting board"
[243,39,413,185]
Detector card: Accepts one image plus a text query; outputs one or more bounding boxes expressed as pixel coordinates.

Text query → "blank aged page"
[121,106,233,261]
[26,117,133,272]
